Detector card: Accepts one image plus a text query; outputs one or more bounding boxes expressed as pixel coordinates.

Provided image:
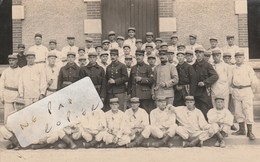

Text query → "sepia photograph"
[0,0,260,161]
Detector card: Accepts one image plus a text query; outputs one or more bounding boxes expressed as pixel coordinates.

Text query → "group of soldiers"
[0,27,259,149]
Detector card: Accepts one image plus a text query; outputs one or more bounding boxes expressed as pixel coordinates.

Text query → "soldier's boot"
[231,122,246,135]
[231,125,237,131]
[189,137,201,147]
[126,134,145,148]
[246,124,256,140]
[61,135,77,149]
[83,139,98,148]
[31,144,49,149]
[7,135,21,150]
[215,132,225,148]
[220,131,228,138]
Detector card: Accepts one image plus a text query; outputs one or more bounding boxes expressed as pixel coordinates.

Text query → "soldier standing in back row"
[128,50,154,113]
[192,47,218,118]
[57,52,80,90]
[79,52,106,102]
[152,50,179,105]
[173,51,197,106]
[19,51,47,106]
[106,49,128,112]
[17,44,27,68]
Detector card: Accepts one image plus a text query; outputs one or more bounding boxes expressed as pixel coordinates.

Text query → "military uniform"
[28,33,48,66]
[207,105,233,134]
[45,53,60,96]
[231,52,258,138]
[106,50,128,111]
[18,52,47,106]
[57,52,80,90]
[103,99,131,146]
[79,57,106,99]
[211,50,232,109]
[222,35,239,64]
[67,109,106,146]
[0,55,21,123]
[173,105,219,143]
[125,98,151,147]
[61,36,79,61]
[193,47,219,117]
[150,101,177,139]
[127,51,154,113]
[174,52,197,106]
[153,52,179,104]
[17,44,27,68]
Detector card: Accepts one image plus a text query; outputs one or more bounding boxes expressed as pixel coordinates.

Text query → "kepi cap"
[130,97,140,103]
[109,98,119,103]
[18,44,25,49]
[135,50,145,55]
[185,96,195,101]
[110,49,119,55]
[8,54,18,59]
[35,33,42,38]
[108,31,116,36]
[67,51,76,56]
[47,52,57,58]
[26,51,36,57]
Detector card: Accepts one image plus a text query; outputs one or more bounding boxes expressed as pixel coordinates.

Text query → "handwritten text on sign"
[7,77,103,147]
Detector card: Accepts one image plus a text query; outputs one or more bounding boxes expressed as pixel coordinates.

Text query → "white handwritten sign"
[6,77,103,147]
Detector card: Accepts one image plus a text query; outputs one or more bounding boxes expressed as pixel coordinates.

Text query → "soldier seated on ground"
[102,98,131,147]
[150,97,177,147]
[125,97,151,148]
[169,96,221,148]
[207,97,234,148]
[0,98,25,150]
[80,109,107,148]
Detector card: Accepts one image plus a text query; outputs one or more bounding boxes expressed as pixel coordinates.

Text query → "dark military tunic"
[17,53,27,68]
[127,61,154,99]
[106,61,128,95]
[127,61,155,113]
[57,62,80,90]
[193,59,219,118]
[79,63,106,98]
[173,62,197,106]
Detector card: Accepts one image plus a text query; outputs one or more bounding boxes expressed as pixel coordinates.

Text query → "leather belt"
[47,88,57,92]
[4,86,18,91]
[232,84,251,89]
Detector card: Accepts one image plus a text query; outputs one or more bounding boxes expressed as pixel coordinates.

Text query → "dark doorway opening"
[248,0,260,59]
[101,0,159,41]
[0,0,12,64]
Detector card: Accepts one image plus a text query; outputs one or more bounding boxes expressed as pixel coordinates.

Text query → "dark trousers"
[173,90,186,106]
[140,99,156,114]
[194,92,213,120]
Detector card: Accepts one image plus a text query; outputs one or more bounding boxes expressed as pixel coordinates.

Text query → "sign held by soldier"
[6,77,103,147]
